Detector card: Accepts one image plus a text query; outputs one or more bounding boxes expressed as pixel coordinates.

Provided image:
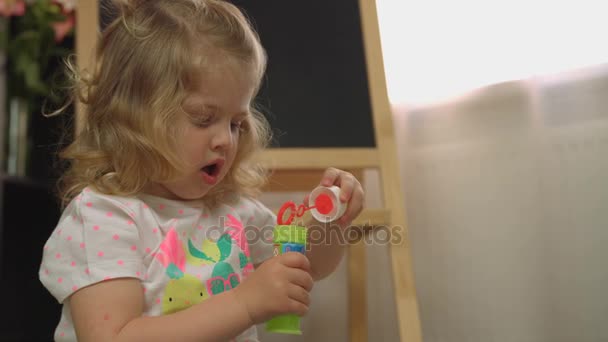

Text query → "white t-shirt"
[39,187,276,341]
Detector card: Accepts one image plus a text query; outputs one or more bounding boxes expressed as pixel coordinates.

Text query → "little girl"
[39,0,364,341]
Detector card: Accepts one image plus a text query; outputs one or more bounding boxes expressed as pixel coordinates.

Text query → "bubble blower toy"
[265,185,347,335]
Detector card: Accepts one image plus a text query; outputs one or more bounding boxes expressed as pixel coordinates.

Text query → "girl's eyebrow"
[233,111,248,120]
[184,98,249,118]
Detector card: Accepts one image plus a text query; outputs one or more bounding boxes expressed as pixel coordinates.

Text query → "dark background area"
[230,0,376,147]
[0,177,62,341]
[1,7,72,342]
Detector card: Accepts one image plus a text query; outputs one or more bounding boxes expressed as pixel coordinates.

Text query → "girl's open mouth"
[200,159,224,185]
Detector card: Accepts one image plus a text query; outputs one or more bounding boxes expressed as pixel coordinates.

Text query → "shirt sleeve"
[242,197,276,265]
[39,191,145,303]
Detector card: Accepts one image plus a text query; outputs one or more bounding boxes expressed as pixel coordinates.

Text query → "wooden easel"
[76,1,422,340]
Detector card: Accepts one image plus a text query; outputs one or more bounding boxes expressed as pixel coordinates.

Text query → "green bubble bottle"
[265,224,308,334]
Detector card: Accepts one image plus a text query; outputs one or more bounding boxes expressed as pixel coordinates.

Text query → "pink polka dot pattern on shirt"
[117,260,124,265]
[98,251,104,257]
[86,202,93,207]
[113,234,120,240]
[93,225,100,231]
[106,212,113,217]
[130,245,137,251]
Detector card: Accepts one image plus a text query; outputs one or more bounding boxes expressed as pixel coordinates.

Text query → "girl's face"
[146,66,257,201]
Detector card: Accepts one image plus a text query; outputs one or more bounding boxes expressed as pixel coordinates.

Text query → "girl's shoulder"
[60,187,147,221]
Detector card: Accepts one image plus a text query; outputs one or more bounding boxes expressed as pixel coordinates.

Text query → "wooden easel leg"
[389,226,422,341]
[348,231,367,342]
[347,168,367,342]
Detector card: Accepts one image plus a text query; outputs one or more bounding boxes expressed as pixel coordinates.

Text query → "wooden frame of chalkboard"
[75,1,422,341]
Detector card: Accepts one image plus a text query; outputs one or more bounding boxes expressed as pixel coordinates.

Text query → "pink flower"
[53,0,75,13]
[52,11,74,42]
[51,0,76,43]
[0,0,25,17]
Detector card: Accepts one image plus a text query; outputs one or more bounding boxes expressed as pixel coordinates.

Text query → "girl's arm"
[70,252,314,342]
[304,167,365,281]
[69,278,252,342]
[305,221,348,281]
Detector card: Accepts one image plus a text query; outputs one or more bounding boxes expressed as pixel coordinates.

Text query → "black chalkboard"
[100,0,376,148]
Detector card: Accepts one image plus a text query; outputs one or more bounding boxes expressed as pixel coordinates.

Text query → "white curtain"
[397,63,608,342]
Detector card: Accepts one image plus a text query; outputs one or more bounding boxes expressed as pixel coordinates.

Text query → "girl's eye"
[191,115,213,128]
[231,120,243,132]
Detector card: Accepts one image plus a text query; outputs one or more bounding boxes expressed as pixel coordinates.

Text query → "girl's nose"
[211,124,234,151]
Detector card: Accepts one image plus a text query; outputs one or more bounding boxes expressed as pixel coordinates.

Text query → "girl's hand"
[308,167,365,228]
[232,252,314,324]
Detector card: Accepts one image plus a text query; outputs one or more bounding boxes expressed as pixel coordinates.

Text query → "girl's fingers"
[288,298,309,316]
[286,267,314,292]
[339,186,364,225]
[337,173,356,203]
[320,167,340,187]
[287,284,311,307]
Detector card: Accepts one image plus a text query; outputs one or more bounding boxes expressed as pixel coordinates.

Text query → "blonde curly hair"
[54,0,271,208]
